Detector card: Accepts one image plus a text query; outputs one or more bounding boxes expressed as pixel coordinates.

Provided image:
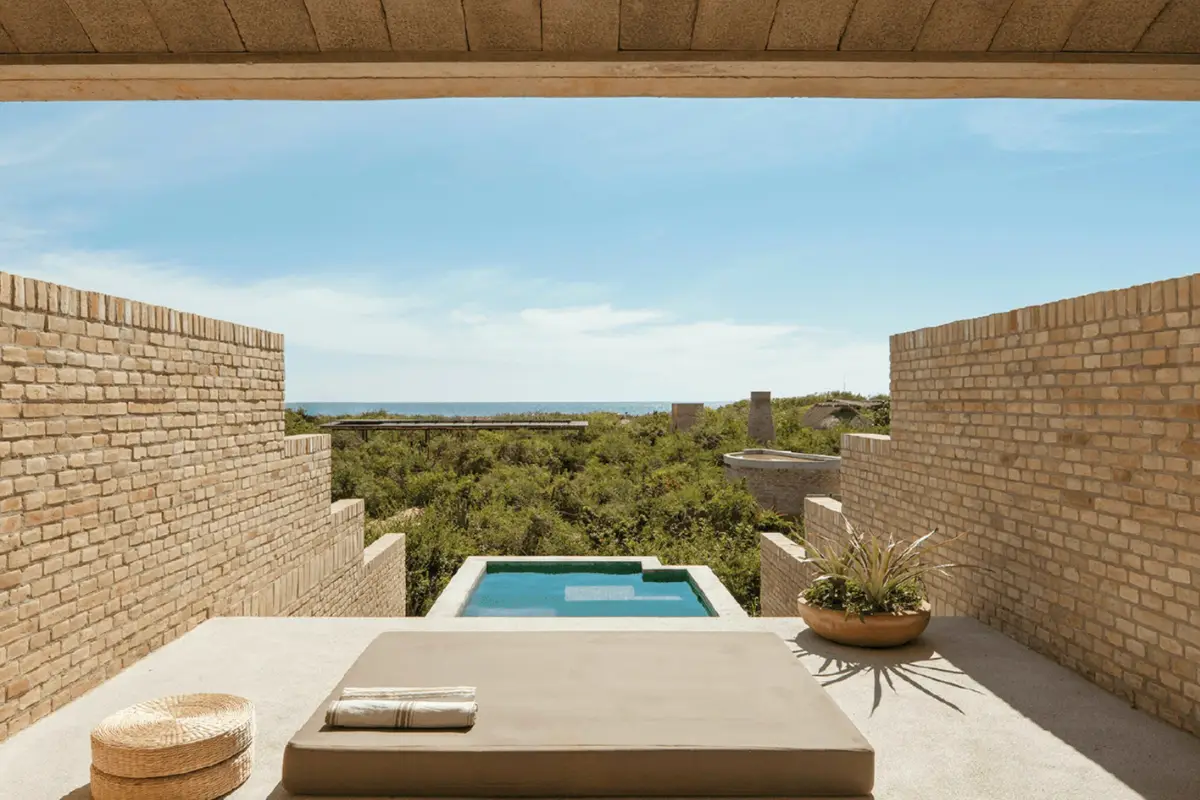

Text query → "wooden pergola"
[322,418,589,442]
[2,1,1200,101]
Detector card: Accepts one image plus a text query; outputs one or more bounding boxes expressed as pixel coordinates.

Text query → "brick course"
[784,273,1200,736]
[0,271,405,742]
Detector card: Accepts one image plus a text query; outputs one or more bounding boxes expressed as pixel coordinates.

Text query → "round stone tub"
[722,449,841,517]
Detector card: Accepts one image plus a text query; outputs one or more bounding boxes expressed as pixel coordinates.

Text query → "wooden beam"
[3,50,1200,100]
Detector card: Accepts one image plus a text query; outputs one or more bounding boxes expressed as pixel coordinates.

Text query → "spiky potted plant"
[797,520,974,648]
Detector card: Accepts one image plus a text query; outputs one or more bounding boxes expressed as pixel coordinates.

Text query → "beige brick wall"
[793,273,1200,736]
[759,532,814,617]
[0,271,405,742]
[288,501,407,617]
[311,533,407,616]
[801,495,852,553]
[727,462,840,517]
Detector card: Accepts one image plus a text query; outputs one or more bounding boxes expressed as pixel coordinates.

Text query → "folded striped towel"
[340,686,476,702]
[325,700,478,730]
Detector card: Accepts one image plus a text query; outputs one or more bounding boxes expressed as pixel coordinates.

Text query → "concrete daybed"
[281,630,874,798]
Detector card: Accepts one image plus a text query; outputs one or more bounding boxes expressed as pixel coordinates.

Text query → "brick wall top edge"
[283,433,332,457]
[363,533,406,566]
[331,498,366,524]
[805,496,844,516]
[0,270,284,351]
[888,272,1197,352]
[842,433,892,455]
[760,531,806,559]
[804,496,846,535]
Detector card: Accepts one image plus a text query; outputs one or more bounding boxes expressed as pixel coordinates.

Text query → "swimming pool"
[460,561,716,617]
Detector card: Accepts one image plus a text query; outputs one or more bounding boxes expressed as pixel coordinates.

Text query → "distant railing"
[320,419,588,441]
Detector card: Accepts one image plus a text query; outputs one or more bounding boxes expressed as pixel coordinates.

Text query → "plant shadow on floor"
[789,627,981,716]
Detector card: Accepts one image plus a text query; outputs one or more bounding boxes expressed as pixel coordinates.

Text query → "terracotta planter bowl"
[798,597,931,648]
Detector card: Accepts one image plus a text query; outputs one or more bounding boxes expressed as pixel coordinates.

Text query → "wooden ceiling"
[2,0,1200,100]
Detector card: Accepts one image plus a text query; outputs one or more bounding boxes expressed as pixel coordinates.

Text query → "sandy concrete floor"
[2,616,1198,799]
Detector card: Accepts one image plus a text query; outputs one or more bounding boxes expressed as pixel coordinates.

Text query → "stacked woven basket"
[90,694,255,800]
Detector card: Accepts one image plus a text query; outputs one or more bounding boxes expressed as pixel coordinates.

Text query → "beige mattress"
[282,631,874,798]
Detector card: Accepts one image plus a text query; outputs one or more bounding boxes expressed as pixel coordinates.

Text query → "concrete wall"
[0,271,405,742]
[798,273,1200,736]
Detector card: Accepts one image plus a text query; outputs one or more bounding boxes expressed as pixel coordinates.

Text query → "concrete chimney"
[670,403,704,432]
[747,391,775,443]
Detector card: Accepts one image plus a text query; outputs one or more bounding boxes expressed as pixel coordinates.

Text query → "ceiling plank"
[916,0,1012,52]
[990,0,1089,52]
[542,0,619,51]
[1138,0,1200,53]
[141,0,244,52]
[620,0,698,50]
[383,0,469,51]
[65,0,168,53]
[767,0,856,51]
[841,0,938,51]
[693,0,777,50]
[1065,0,1170,52]
[305,0,392,51]
[0,0,94,53]
[462,0,541,50]
[224,0,318,52]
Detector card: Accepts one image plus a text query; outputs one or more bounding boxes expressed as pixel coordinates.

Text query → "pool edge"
[427,557,747,619]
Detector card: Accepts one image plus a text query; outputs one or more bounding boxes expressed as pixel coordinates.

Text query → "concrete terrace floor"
[2,617,1199,800]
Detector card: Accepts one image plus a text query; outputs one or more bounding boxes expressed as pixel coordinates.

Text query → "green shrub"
[283,395,888,617]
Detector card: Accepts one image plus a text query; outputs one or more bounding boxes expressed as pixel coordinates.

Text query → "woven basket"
[91,694,255,779]
[90,745,253,800]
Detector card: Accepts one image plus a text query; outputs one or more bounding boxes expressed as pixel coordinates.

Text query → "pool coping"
[426,556,748,619]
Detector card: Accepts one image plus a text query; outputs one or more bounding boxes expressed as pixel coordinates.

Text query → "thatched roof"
[802,400,879,430]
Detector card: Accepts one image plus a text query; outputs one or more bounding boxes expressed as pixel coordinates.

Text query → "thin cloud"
[0,101,365,197]
[963,100,1165,153]
[519,306,665,332]
[0,98,908,203]
[1,239,889,402]
[526,98,912,175]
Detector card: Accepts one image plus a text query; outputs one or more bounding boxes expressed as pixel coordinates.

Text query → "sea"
[287,401,733,418]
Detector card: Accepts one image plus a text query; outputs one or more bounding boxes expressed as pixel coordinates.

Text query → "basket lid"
[91,694,254,779]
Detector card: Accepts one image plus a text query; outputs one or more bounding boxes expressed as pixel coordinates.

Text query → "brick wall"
[726,460,840,517]
[0,271,405,741]
[796,273,1200,736]
[318,533,407,616]
[759,531,814,617]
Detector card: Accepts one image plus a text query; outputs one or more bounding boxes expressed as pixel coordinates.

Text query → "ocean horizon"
[287,401,734,418]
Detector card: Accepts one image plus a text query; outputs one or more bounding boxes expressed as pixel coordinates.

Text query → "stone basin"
[723,449,841,517]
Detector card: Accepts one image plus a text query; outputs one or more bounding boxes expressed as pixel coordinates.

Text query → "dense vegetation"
[286,394,889,616]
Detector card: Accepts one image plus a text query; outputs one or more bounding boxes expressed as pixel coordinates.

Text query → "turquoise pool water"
[461,561,716,617]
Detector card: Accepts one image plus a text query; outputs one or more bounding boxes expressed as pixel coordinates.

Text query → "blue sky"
[1,98,1198,402]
